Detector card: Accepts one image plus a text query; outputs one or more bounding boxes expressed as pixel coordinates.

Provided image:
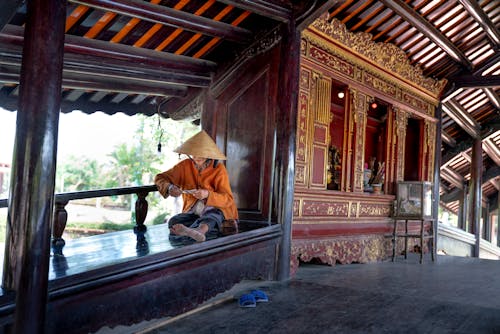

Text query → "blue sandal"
[239,293,256,308]
[250,289,269,303]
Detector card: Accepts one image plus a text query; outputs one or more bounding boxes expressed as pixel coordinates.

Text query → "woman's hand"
[193,189,209,200]
[168,184,182,197]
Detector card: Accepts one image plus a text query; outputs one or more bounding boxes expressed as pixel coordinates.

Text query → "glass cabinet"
[394,181,432,219]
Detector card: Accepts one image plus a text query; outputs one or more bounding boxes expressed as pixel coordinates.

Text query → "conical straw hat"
[174,130,227,160]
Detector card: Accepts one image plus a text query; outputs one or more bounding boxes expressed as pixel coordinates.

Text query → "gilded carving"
[309,46,355,78]
[300,68,311,90]
[293,199,300,217]
[290,236,392,276]
[394,108,408,182]
[302,200,349,217]
[359,203,391,217]
[350,89,369,192]
[425,120,436,182]
[297,91,309,162]
[308,14,446,98]
[300,38,307,56]
[295,164,306,185]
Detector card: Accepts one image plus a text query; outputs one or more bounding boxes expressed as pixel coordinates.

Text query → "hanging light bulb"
[337,91,345,99]
[371,102,378,109]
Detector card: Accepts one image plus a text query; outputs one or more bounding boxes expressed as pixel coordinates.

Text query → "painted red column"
[469,137,482,257]
[2,0,66,332]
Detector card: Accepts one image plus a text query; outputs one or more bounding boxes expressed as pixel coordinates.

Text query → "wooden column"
[276,23,300,281]
[458,184,468,231]
[483,203,490,241]
[2,0,66,332]
[469,137,482,257]
[497,195,500,247]
[432,104,441,260]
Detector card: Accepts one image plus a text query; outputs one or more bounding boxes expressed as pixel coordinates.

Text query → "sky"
[0,108,139,164]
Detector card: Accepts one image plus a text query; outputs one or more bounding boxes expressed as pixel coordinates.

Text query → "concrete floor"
[139,254,500,334]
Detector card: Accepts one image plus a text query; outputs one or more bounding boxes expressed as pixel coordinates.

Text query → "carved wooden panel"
[394,107,408,182]
[350,88,369,192]
[309,73,331,189]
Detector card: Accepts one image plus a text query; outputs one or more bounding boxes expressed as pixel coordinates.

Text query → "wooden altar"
[291,15,446,273]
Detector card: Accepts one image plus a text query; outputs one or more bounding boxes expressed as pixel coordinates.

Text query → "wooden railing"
[0,185,158,253]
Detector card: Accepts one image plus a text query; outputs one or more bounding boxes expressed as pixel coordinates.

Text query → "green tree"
[56,156,103,192]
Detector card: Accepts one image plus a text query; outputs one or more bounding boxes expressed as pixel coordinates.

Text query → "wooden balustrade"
[0,185,158,253]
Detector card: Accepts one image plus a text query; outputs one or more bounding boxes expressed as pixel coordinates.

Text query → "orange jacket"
[154,159,238,220]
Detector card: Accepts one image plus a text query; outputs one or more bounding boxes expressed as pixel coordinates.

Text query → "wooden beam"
[458,0,500,47]
[483,138,500,166]
[0,24,217,74]
[69,0,253,43]
[0,50,212,87]
[379,0,472,69]
[442,101,480,138]
[442,131,456,147]
[217,0,292,22]
[452,74,500,89]
[441,166,464,189]
[441,187,462,203]
[483,88,500,109]
[0,64,188,97]
[296,0,340,30]
[442,120,500,165]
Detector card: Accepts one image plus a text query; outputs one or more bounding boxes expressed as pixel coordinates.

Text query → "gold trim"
[306,15,446,100]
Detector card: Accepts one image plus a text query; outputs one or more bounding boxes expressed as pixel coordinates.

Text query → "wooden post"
[432,104,442,260]
[276,23,300,281]
[469,137,482,257]
[483,203,490,241]
[458,183,468,231]
[2,0,66,332]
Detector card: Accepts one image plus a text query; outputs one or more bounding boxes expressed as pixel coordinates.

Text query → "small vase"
[372,183,382,194]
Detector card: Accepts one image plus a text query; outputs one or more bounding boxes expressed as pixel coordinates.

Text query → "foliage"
[151,212,168,225]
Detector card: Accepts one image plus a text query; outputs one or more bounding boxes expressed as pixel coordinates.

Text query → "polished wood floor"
[49,224,184,280]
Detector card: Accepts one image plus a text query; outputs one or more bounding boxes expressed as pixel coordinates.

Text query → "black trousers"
[168,208,224,239]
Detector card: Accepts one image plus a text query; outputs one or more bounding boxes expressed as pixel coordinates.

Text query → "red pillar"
[2,0,66,332]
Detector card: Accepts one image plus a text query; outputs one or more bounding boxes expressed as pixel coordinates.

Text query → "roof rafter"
[217,0,292,22]
[69,0,253,43]
[458,0,500,47]
[441,166,465,189]
[483,138,500,166]
[442,100,481,139]
[0,24,217,74]
[379,0,472,70]
[453,74,500,89]
[440,166,500,203]
[483,88,500,109]
[442,131,457,147]
[0,50,211,88]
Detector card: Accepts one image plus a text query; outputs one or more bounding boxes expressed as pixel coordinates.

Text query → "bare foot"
[170,224,206,242]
